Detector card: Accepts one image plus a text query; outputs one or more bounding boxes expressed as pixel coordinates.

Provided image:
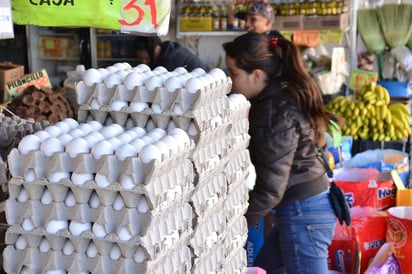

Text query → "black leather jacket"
[245,83,329,226]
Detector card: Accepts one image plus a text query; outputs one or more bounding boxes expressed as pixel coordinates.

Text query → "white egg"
[139,144,161,164]
[89,132,105,142]
[97,68,110,79]
[83,68,102,86]
[113,62,127,70]
[185,77,204,93]
[95,173,111,187]
[144,76,163,91]
[174,67,188,75]
[87,120,103,131]
[22,217,34,231]
[78,123,94,135]
[91,140,114,160]
[113,194,125,211]
[89,98,100,109]
[83,134,99,147]
[68,128,85,138]
[145,119,155,131]
[18,135,41,155]
[54,121,71,133]
[115,69,129,80]
[164,76,184,92]
[116,144,137,161]
[120,174,136,189]
[104,73,122,88]
[136,64,151,72]
[69,221,91,236]
[154,141,169,158]
[108,137,122,149]
[109,244,121,260]
[88,193,100,208]
[40,137,64,157]
[63,118,79,129]
[110,100,128,111]
[92,223,107,238]
[140,135,153,145]
[151,103,162,114]
[137,196,149,213]
[17,188,29,202]
[48,171,70,183]
[130,101,149,112]
[203,73,216,88]
[130,127,146,137]
[34,130,50,141]
[153,66,168,74]
[188,121,199,136]
[191,67,206,76]
[123,72,144,90]
[132,67,143,73]
[160,135,179,155]
[86,242,98,258]
[62,240,74,255]
[117,133,134,144]
[46,220,68,234]
[15,235,27,250]
[24,169,36,182]
[130,138,146,153]
[106,65,118,74]
[170,128,191,147]
[166,120,176,131]
[64,191,76,207]
[134,247,146,263]
[44,125,62,138]
[39,238,51,253]
[117,226,132,241]
[172,104,185,115]
[40,189,53,204]
[209,68,227,82]
[65,137,90,158]
[57,133,73,146]
[71,172,94,185]
[122,62,132,69]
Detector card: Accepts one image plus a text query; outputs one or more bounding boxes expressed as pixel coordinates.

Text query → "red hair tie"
[270,37,278,48]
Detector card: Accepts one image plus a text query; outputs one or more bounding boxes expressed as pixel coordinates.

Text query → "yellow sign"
[11,0,171,35]
[349,69,378,91]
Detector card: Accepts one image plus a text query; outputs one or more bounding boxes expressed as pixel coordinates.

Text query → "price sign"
[349,69,378,91]
[292,30,320,47]
[10,0,170,35]
[0,0,14,39]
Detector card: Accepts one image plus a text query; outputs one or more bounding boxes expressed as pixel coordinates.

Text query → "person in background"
[235,1,283,39]
[134,36,209,72]
[223,32,340,274]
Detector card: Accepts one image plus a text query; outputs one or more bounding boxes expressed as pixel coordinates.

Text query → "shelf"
[96,34,138,39]
[97,58,140,62]
[40,57,80,61]
[177,31,244,38]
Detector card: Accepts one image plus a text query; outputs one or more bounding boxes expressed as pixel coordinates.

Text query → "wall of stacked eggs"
[3,62,254,274]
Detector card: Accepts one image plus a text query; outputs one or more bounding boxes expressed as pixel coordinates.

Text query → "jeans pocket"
[307,222,336,257]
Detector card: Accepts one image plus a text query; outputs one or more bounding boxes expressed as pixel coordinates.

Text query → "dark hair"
[223,32,339,146]
[135,36,162,68]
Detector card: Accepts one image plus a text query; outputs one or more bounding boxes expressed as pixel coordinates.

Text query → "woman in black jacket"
[223,32,339,274]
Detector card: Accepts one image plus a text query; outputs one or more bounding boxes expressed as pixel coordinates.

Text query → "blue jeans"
[253,189,336,274]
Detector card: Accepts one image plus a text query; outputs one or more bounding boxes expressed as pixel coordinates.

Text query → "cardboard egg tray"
[3,235,192,274]
[223,180,249,223]
[190,173,227,218]
[75,78,231,110]
[223,149,252,186]
[191,244,225,274]
[222,214,248,257]
[222,244,248,274]
[5,200,192,259]
[0,112,49,162]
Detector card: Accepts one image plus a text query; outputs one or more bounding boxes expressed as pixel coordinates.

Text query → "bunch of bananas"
[325,82,411,141]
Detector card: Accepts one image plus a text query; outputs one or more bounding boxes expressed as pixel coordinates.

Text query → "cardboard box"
[303,13,349,30]
[180,17,213,32]
[273,16,303,31]
[0,62,25,91]
[3,69,51,103]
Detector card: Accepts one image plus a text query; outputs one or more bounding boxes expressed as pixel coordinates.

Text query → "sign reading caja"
[11,0,170,35]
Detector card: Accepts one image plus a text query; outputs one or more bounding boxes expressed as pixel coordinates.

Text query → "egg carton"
[223,182,249,223]
[3,240,192,274]
[227,95,251,120]
[221,245,248,274]
[7,156,193,210]
[5,197,192,250]
[0,157,7,187]
[190,207,226,258]
[5,201,192,259]
[0,112,49,162]
[190,173,228,218]
[75,77,231,111]
[191,244,225,274]
[221,214,248,257]
[223,149,252,186]
[228,117,249,140]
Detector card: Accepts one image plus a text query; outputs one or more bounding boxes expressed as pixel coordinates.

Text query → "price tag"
[331,47,346,75]
[319,30,344,45]
[292,30,320,47]
[0,0,14,39]
[11,0,170,35]
[349,69,378,91]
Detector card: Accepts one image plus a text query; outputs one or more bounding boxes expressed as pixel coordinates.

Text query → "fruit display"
[325,82,411,141]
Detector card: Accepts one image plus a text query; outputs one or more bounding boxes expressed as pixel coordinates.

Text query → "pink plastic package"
[364,254,401,274]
